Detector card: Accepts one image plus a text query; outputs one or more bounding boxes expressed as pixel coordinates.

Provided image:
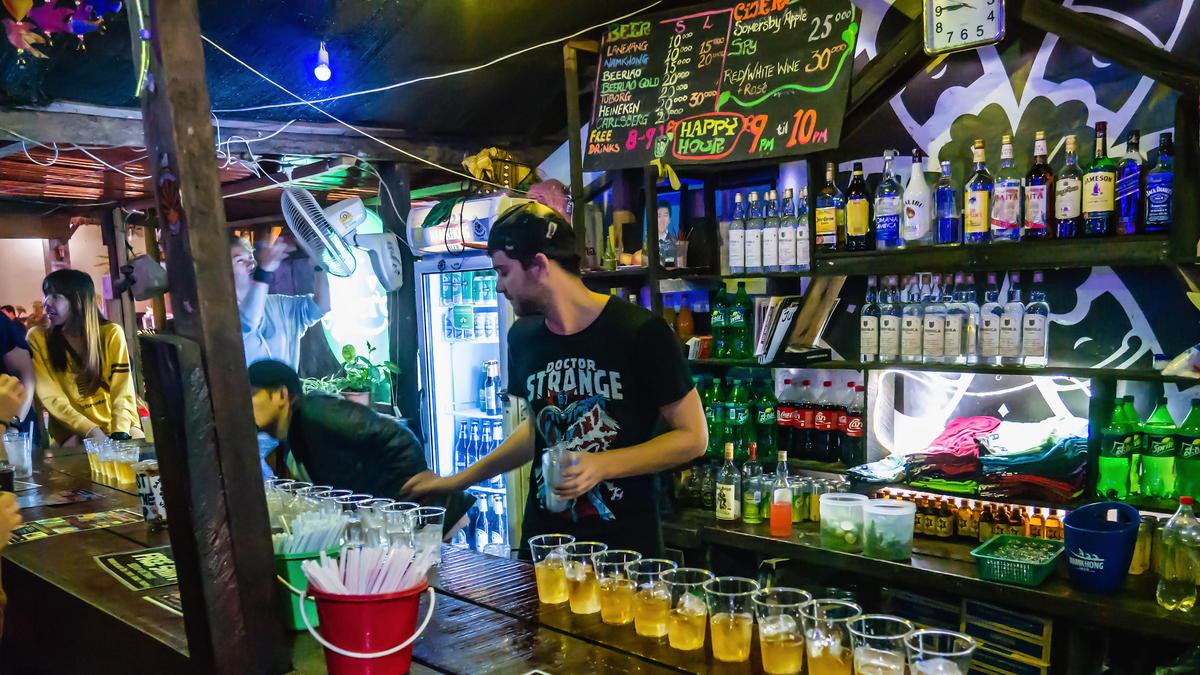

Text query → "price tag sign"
[585,0,859,171]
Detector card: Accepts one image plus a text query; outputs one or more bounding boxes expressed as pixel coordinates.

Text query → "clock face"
[923,0,1005,55]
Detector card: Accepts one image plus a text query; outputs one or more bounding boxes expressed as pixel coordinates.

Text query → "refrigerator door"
[414,256,527,554]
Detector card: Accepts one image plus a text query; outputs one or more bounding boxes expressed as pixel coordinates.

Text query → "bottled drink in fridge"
[742,442,764,524]
[754,381,778,463]
[715,442,741,521]
[729,282,753,359]
[1142,397,1178,499]
[454,420,471,473]
[1176,400,1200,501]
[1156,497,1199,612]
[711,288,729,359]
[726,379,754,461]
[491,422,506,488]
[468,420,482,468]
[1097,398,1133,500]
[489,495,507,547]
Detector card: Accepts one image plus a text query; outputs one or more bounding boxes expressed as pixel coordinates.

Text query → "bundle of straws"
[302,544,436,596]
[272,511,347,555]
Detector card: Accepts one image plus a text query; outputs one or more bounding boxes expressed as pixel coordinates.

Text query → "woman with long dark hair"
[26,269,140,446]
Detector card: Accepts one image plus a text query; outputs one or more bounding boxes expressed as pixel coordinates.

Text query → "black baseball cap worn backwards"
[486,202,579,273]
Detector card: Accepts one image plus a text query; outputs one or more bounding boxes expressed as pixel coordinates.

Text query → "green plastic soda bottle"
[727,378,753,461]
[1142,397,1178,500]
[703,378,725,459]
[728,282,753,359]
[1097,398,1132,500]
[754,380,779,464]
[1123,395,1146,495]
[1176,400,1200,499]
[711,288,729,358]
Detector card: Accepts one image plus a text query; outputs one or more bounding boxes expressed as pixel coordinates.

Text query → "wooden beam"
[842,16,930,141]
[564,42,587,260]
[122,155,356,209]
[136,1,289,672]
[1021,0,1200,96]
[0,142,23,159]
[378,162,418,421]
[0,203,92,239]
[101,208,141,391]
[0,103,474,164]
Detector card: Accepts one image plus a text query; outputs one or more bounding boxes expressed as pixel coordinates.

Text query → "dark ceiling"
[0,0,695,148]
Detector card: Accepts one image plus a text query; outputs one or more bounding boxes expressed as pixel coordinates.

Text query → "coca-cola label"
[797,409,816,429]
[813,410,835,431]
[777,407,796,425]
[836,410,848,431]
[845,416,865,438]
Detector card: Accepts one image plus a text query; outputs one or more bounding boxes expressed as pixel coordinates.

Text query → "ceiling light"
[314,42,331,82]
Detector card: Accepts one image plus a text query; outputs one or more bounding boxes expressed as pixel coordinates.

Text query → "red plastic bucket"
[304,582,432,675]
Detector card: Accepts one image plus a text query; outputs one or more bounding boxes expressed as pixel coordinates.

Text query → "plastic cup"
[563,541,608,615]
[358,498,395,547]
[703,576,759,663]
[593,550,642,625]
[84,438,102,477]
[529,533,575,604]
[116,443,140,484]
[800,599,862,675]
[849,614,914,674]
[660,567,714,651]
[410,506,446,564]
[820,493,869,553]
[382,501,419,548]
[753,587,813,675]
[863,499,917,561]
[905,629,976,675]
[627,558,677,638]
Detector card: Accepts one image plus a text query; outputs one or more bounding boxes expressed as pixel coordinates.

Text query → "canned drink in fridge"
[440,273,455,306]
[483,310,497,339]
[473,308,485,339]
[461,272,475,305]
[134,460,167,529]
[479,272,494,303]
[453,305,474,340]
[450,272,464,305]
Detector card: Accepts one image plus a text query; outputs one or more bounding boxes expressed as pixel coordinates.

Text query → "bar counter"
[6,453,1199,673]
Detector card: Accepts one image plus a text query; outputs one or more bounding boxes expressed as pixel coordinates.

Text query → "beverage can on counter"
[134,460,167,529]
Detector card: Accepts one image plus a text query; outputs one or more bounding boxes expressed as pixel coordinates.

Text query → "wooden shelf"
[811,235,1172,276]
[664,508,1200,643]
[580,267,648,287]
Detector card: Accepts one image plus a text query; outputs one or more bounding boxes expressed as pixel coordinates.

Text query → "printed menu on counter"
[585,0,858,170]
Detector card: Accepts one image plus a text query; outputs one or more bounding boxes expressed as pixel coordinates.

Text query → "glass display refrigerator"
[411,197,531,555]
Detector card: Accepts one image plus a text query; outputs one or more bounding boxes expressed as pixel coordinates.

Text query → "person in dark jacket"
[247,360,470,536]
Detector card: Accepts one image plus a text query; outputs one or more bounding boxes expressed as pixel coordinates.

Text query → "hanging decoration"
[2,0,123,60]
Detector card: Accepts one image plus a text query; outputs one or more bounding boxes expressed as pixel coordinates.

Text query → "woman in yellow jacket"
[27,269,141,446]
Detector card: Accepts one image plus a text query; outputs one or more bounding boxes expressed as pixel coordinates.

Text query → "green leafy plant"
[300,343,399,396]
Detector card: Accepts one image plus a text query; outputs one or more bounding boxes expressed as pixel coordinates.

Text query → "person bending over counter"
[0,373,29,633]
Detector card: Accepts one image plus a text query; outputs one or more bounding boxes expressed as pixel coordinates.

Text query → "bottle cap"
[1182,496,1194,506]
[823,380,833,387]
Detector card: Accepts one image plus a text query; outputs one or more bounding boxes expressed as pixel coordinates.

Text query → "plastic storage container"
[820,493,869,552]
[970,535,1064,587]
[863,499,917,560]
[1063,501,1139,594]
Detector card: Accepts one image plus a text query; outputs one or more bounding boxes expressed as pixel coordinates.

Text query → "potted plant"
[301,343,399,407]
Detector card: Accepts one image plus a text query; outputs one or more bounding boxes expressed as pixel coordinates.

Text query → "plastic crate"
[970,536,1064,588]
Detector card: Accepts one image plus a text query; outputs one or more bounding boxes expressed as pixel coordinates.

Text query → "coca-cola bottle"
[812,381,840,462]
[840,386,866,466]
[835,381,857,447]
[776,378,799,459]
[795,379,816,460]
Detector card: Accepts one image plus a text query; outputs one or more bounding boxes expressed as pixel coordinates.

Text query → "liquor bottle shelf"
[580,267,648,284]
[809,234,1172,276]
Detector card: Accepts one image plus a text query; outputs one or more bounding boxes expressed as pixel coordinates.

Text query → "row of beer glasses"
[83,437,141,484]
[529,533,976,674]
[264,479,445,558]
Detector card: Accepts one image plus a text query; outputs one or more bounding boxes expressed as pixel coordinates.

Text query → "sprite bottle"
[755,380,779,464]
[1142,397,1178,499]
[711,288,729,358]
[726,378,754,461]
[1123,395,1146,495]
[1176,400,1200,499]
[703,378,725,459]
[1097,399,1133,499]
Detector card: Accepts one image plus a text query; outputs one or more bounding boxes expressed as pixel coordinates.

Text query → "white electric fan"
[280,188,405,291]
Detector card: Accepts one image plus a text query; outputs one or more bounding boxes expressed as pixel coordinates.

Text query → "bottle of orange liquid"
[675,298,695,342]
[769,451,793,537]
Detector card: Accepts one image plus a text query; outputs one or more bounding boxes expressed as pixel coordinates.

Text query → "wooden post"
[143,221,168,331]
[563,42,587,259]
[644,166,663,316]
[378,162,418,421]
[101,207,141,390]
[135,1,289,672]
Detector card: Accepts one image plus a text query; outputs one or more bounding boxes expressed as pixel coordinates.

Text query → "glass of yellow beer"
[627,558,677,638]
[529,534,575,605]
[800,599,862,675]
[660,567,714,651]
[116,443,140,485]
[702,576,759,663]
[563,541,607,614]
[593,550,641,625]
[849,614,914,675]
[904,629,976,675]
[752,587,813,675]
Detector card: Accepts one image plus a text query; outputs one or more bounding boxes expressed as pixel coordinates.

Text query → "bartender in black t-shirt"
[403,202,707,556]
[0,313,35,436]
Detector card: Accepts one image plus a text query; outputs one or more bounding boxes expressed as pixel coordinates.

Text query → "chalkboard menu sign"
[584,0,859,171]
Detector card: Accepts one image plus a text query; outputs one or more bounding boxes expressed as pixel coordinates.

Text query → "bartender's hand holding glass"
[554,451,608,499]
[0,374,24,423]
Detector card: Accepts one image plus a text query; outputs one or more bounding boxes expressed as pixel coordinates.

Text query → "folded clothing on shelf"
[909,477,979,494]
[848,455,907,484]
[975,416,1089,456]
[979,436,1089,504]
[904,416,998,482]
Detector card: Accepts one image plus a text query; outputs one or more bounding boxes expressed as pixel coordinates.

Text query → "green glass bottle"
[1083,122,1118,236]
[1097,399,1132,499]
[1177,401,1200,500]
[1123,395,1146,495]
[741,442,763,524]
[1141,397,1178,500]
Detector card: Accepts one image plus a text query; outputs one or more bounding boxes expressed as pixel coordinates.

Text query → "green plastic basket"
[970,535,1064,588]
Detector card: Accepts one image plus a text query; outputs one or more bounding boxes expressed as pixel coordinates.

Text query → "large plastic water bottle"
[1156,496,1199,612]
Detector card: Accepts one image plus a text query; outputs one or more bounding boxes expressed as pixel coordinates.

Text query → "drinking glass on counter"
[562,541,607,615]
[382,501,419,548]
[800,599,862,675]
[358,498,395,547]
[84,438,102,478]
[905,629,976,675]
[753,587,813,675]
[627,558,677,638]
[660,567,714,651]
[593,550,641,625]
[529,534,575,604]
[115,443,140,484]
[410,506,447,564]
[849,614,914,675]
[703,576,759,663]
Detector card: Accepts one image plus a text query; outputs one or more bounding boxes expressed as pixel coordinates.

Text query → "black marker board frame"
[585,0,860,172]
